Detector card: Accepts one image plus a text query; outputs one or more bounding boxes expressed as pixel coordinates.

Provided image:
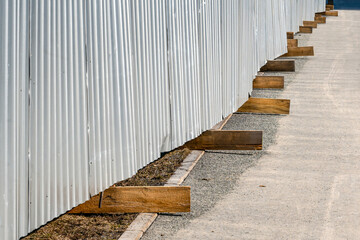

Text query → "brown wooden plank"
[315,13,322,17]
[281,46,314,57]
[253,76,284,89]
[326,7,330,11]
[326,4,334,10]
[260,60,295,72]
[237,97,290,115]
[299,26,313,33]
[303,21,317,28]
[315,16,326,24]
[287,39,298,48]
[69,186,191,214]
[287,32,294,39]
[184,130,262,150]
[325,11,338,16]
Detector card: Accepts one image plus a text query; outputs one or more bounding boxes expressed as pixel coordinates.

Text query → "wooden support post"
[184,130,263,150]
[303,21,317,28]
[69,186,191,214]
[325,11,338,16]
[260,60,295,72]
[281,46,314,57]
[299,26,313,33]
[237,97,290,115]
[287,39,298,48]
[326,4,334,10]
[253,76,284,89]
[315,16,326,24]
[287,32,294,39]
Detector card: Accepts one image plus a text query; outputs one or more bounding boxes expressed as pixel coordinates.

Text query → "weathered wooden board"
[184,130,263,150]
[281,46,314,57]
[299,26,313,33]
[69,186,191,214]
[287,32,294,39]
[237,97,290,115]
[260,60,295,72]
[303,21,317,28]
[315,16,326,24]
[253,76,284,89]
[326,4,334,10]
[287,39,298,48]
[325,11,338,16]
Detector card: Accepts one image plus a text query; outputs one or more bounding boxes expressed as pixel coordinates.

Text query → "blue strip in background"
[329,0,360,10]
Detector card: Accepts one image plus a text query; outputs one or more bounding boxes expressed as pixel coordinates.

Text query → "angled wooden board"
[237,97,290,115]
[260,60,295,72]
[287,32,294,39]
[303,21,317,28]
[281,46,314,57]
[287,39,298,48]
[325,11,338,16]
[184,130,262,151]
[326,4,334,10]
[69,186,191,214]
[299,26,313,33]
[315,16,326,24]
[253,76,284,89]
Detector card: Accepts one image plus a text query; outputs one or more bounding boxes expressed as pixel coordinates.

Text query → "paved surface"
[142,11,360,240]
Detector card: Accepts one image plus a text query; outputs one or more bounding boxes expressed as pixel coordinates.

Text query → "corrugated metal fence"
[0,0,325,239]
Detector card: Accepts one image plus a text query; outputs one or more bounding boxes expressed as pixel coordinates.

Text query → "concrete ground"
[142,11,360,240]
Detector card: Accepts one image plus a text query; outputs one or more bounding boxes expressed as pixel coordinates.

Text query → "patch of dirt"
[23,214,137,240]
[23,148,191,240]
[116,148,191,187]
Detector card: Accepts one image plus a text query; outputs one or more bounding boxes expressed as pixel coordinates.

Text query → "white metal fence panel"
[28,0,89,232]
[221,0,245,115]
[284,0,300,33]
[0,1,325,239]
[198,0,224,129]
[85,0,171,196]
[167,0,201,148]
[0,1,29,239]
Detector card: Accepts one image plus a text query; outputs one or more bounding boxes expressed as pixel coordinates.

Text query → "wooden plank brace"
[69,186,191,214]
[326,4,334,10]
[184,130,263,151]
[315,16,326,24]
[287,39,298,48]
[299,26,313,33]
[253,76,284,89]
[237,97,291,115]
[303,21,318,28]
[281,46,314,57]
[260,60,295,72]
[325,11,338,16]
[287,32,294,39]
